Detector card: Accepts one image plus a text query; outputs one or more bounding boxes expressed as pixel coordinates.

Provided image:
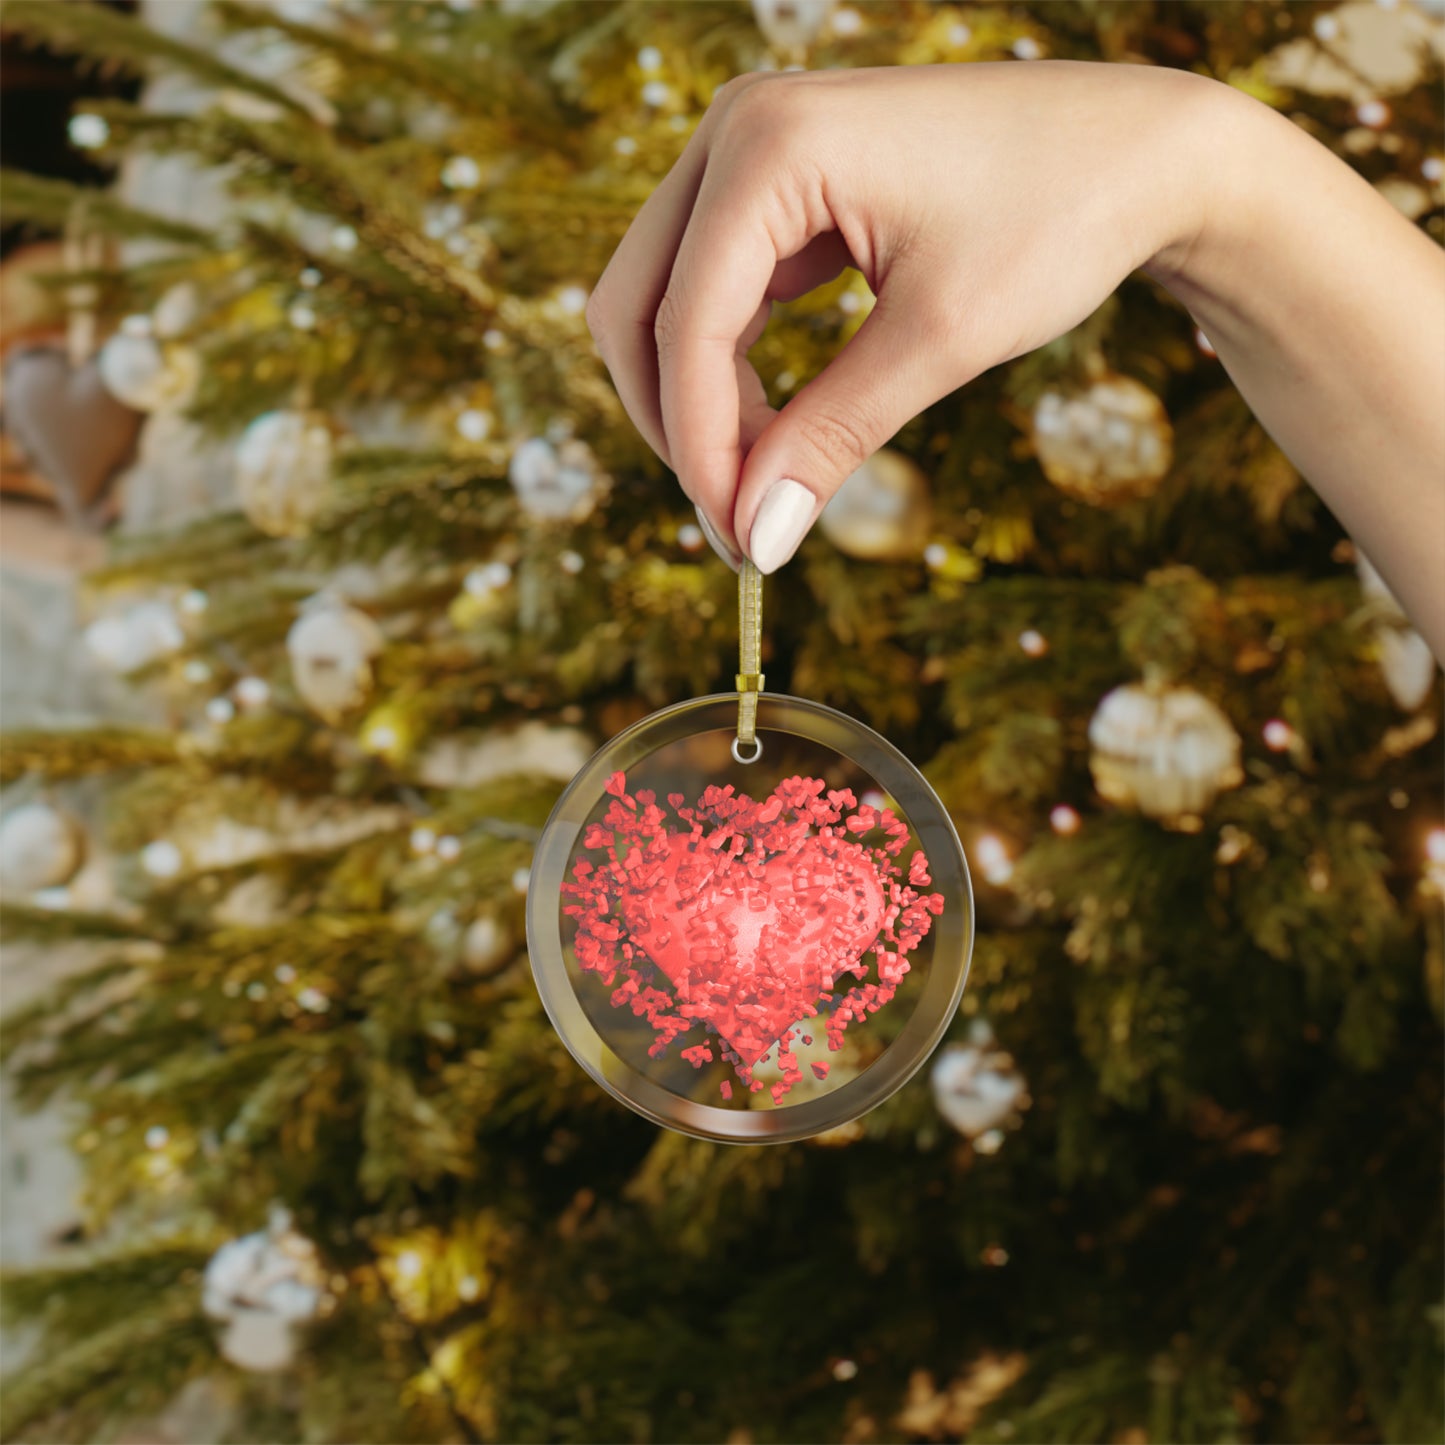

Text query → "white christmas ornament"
[236,411,336,538]
[235,676,271,710]
[464,561,512,595]
[751,0,835,53]
[554,285,589,317]
[153,283,199,339]
[69,113,110,149]
[456,408,492,442]
[931,1021,1029,1141]
[416,721,593,789]
[141,840,184,879]
[508,436,601,521]
[819,448,932,561]
[0,803,85,894]
[1088,682,1243,822]
[84,600,184,674]
[1356,554,1437,710]
[1032,375,1173,505]
[462,914,512,974]
[441,155,483,190]
[98,331,200,413]
[203,1208,328,1373]
[286,597,384,722]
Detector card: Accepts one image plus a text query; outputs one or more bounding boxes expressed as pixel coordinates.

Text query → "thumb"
[733,283,963,575]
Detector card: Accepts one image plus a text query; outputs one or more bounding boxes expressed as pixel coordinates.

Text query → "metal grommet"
[731,735,763,765]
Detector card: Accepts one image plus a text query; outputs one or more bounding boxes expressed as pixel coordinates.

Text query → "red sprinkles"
[562,772,945,1104]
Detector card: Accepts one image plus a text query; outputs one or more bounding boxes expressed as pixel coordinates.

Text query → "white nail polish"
[695,505,741,571]
[748,478,816,575]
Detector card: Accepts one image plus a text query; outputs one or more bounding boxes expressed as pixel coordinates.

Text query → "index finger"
[656,155,809,545]
[586,75,771,472]
[586,138,711,469]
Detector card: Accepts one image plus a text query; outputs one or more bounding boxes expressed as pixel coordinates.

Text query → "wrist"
[1141,75,1271,296]
[1140,77,1315,346]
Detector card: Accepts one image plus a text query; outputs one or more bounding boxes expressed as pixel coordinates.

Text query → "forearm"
[1146,82,1445,659]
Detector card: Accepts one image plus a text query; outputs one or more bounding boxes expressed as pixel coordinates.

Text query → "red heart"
[618,831,886,1067]
[563,773,943,1103]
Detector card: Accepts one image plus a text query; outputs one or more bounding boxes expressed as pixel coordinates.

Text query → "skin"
[586,62,1445,659]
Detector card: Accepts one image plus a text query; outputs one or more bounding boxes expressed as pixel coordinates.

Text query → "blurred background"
[0,2,1442,1442]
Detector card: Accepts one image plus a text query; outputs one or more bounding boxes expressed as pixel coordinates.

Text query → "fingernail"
[748,478,816,575]
[695,505,741,572]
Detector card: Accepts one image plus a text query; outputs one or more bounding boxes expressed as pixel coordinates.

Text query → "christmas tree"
[2,2,1442,1442]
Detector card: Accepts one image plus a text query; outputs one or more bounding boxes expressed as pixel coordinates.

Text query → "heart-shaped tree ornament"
[2,346,143,528]
[564,772,944,1104]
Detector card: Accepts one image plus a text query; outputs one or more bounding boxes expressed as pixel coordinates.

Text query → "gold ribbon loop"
[734,560,764,763]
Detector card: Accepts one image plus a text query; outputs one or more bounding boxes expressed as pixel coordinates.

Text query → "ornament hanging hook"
[734,559,764,764]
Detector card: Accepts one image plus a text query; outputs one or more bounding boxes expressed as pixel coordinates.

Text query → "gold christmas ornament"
[1088,681,1243,823]
[0,802,86,894]
[97,329,200,413]
[286,596,384,722]
[1357,553,1437,711]
[1032,374,1173,504]
[818,447,933,562]
[235,410,338,538]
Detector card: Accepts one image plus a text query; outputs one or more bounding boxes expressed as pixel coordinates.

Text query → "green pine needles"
[1,3,1440,1442]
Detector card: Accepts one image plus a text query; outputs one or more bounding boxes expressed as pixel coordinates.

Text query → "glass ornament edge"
[525,692,975,1143]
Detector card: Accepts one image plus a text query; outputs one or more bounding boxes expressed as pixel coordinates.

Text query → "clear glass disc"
[527,694,973,1143]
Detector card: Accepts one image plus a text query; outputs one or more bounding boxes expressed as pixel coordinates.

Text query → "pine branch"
[67,99,496,314]
[199,111,497,312]
[0,1269,213,1441]
[0,728,179,785]
[1,0,307,115]
[212,0,572,146]
[0,1237,211,1337]
[92,512,278,588]
[0,169,213,248]
[0,957,137,1074]
[0,903,152,945]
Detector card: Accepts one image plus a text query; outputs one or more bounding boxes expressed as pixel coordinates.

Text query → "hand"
[585,61,1218,571]
[587,61,1445,662]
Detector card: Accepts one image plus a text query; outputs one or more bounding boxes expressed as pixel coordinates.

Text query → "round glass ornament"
[528,692,973,1143]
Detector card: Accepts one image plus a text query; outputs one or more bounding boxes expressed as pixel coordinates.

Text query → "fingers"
[585,80,767,468]
[691,325,779,571]
[584,145,709,468]
[592,71,949,578]
[587,74,777,473]
[655,154,800,545]
[735,279,967,573]
[768,232,854,302]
